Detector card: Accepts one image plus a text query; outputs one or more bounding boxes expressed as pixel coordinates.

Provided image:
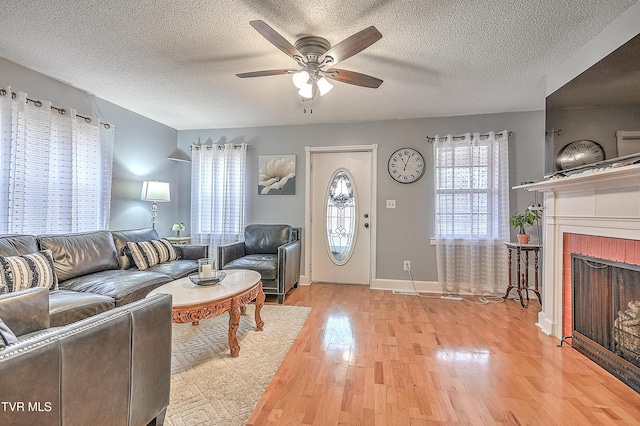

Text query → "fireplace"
[571,254,640,392]
[518,164,640,391]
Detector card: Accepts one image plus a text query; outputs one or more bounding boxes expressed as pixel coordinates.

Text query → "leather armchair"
[0,288,172,426]
[218,224,301,303]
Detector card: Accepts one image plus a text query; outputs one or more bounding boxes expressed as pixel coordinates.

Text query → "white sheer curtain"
[0,87,114,234]
[191,143,247,254]
[433,131,510,294]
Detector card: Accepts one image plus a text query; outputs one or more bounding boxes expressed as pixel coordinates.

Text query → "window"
[434,132,509,240]
[432,131,510,294]
[0,88,114,234]
[190,143,247,251]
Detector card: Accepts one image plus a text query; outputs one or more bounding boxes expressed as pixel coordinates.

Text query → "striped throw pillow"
[126,239,178,270]
[0,250,58,293]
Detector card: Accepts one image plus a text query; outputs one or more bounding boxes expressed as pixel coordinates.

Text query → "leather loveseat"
[0,228,207,325]
[0,287,172,426]
[218,224,301,303]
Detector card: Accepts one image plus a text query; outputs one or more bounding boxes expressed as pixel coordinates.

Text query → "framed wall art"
[258,155,296,195]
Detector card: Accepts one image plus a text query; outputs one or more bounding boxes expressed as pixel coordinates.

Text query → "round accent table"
[148,269,265,357]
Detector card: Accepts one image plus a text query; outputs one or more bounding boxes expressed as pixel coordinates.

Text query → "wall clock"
[388,147,425,183]
[555,139,605,171]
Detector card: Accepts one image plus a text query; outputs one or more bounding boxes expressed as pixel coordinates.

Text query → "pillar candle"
[201,264,213,278]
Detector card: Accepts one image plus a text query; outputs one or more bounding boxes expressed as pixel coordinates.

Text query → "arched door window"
[325,169,357,265]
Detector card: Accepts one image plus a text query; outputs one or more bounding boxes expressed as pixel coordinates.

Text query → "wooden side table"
[502,242,542,308]
[166,236,191,245]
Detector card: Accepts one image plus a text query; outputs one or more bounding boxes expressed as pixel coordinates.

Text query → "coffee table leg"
[255,284,265,331]
[229,306,241,357]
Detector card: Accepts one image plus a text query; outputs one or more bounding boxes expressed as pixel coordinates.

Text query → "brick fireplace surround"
[520,163,640,340]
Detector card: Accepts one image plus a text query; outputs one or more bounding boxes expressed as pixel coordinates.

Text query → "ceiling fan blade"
[325,68,383,88]
[236,69,297,78]
[320,26,382,65]
[250,20,303,60]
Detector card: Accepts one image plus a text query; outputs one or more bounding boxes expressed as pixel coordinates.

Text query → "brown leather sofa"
[218,224,301,303]
[0,228,207,326]
[0,287,172,426]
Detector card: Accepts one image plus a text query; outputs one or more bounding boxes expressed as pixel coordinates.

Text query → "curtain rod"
[0,89,112,129]
[191,144,249,150]
[426,130,511,143]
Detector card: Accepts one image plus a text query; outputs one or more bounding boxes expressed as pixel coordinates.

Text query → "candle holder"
[198,258,216,279]
[190,258,225,286]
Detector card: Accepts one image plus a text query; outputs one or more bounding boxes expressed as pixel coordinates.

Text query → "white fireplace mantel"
[519,163,640,338]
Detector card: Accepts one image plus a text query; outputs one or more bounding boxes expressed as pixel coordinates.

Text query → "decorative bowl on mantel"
[188,272,225,286]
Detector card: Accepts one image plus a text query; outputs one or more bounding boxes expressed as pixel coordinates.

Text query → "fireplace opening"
[572,254,640,392]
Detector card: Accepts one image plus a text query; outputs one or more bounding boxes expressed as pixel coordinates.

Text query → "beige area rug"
[165,304,312,426]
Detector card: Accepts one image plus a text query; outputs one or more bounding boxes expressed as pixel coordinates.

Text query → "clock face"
[388,148,425,183]
[555,139,605,171]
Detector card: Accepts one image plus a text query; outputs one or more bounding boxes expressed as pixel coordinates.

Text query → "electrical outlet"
[403,260,411,271]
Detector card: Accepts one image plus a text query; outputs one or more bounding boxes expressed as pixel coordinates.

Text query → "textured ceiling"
[0,0,636,130]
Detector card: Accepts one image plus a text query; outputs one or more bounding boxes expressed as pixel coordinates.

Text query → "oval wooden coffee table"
[148,269,265,357]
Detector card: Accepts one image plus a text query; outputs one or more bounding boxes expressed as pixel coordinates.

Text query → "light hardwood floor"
[247,283,640,425]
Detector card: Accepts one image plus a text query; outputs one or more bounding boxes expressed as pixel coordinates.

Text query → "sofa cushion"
[0,318,19,347]
[59,269,172,306]
[0,235,40,257]
[111,228,160,269]
[38,231,120,282]
[244,224,292,255]
[0,250,58,292]
[126,239,178,270]
[0,287,50,336]
[49,290,115,327]
[145,259,198,280]
[223,254,278,280]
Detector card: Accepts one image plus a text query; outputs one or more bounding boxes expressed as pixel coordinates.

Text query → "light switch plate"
[386,200,396,209]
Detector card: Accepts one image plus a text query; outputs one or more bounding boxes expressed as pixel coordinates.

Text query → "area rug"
[165,304,312,426]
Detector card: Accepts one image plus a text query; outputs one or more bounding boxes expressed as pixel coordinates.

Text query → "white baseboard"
[298,275,310,286]
[370,278,461,294]
[536,311,555,336]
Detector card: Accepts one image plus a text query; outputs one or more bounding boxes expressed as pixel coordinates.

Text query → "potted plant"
[171,222,185,237]
[509,210,541,244]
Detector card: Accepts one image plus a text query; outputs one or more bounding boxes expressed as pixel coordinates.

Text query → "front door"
[309,150,373,284]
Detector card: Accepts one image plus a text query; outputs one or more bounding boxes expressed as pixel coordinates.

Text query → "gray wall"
[178,110,545,281]
[1,56,546,282]
[0,57,180,235]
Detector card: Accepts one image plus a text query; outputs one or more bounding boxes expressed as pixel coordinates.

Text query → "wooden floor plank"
[245,284,640,425]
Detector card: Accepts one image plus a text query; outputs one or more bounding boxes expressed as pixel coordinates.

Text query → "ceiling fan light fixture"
[298,83,313,99]
[317,77,333,96]
[292,70,310,89]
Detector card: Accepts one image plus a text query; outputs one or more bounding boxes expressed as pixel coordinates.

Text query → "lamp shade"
[141,181,170,202]
[298,84,313,99]
[292,71,310,89]
[167,148,191,163]
[317,77,333,96]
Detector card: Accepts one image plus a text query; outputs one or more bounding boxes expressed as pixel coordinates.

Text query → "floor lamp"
[141,181,170,229]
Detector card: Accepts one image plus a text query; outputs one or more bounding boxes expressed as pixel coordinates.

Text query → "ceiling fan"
[236,20,383,99]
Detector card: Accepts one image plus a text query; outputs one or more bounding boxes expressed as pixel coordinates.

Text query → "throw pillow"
[0,317,19,348]
[0,250,58,293]
[126,239,178,271]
